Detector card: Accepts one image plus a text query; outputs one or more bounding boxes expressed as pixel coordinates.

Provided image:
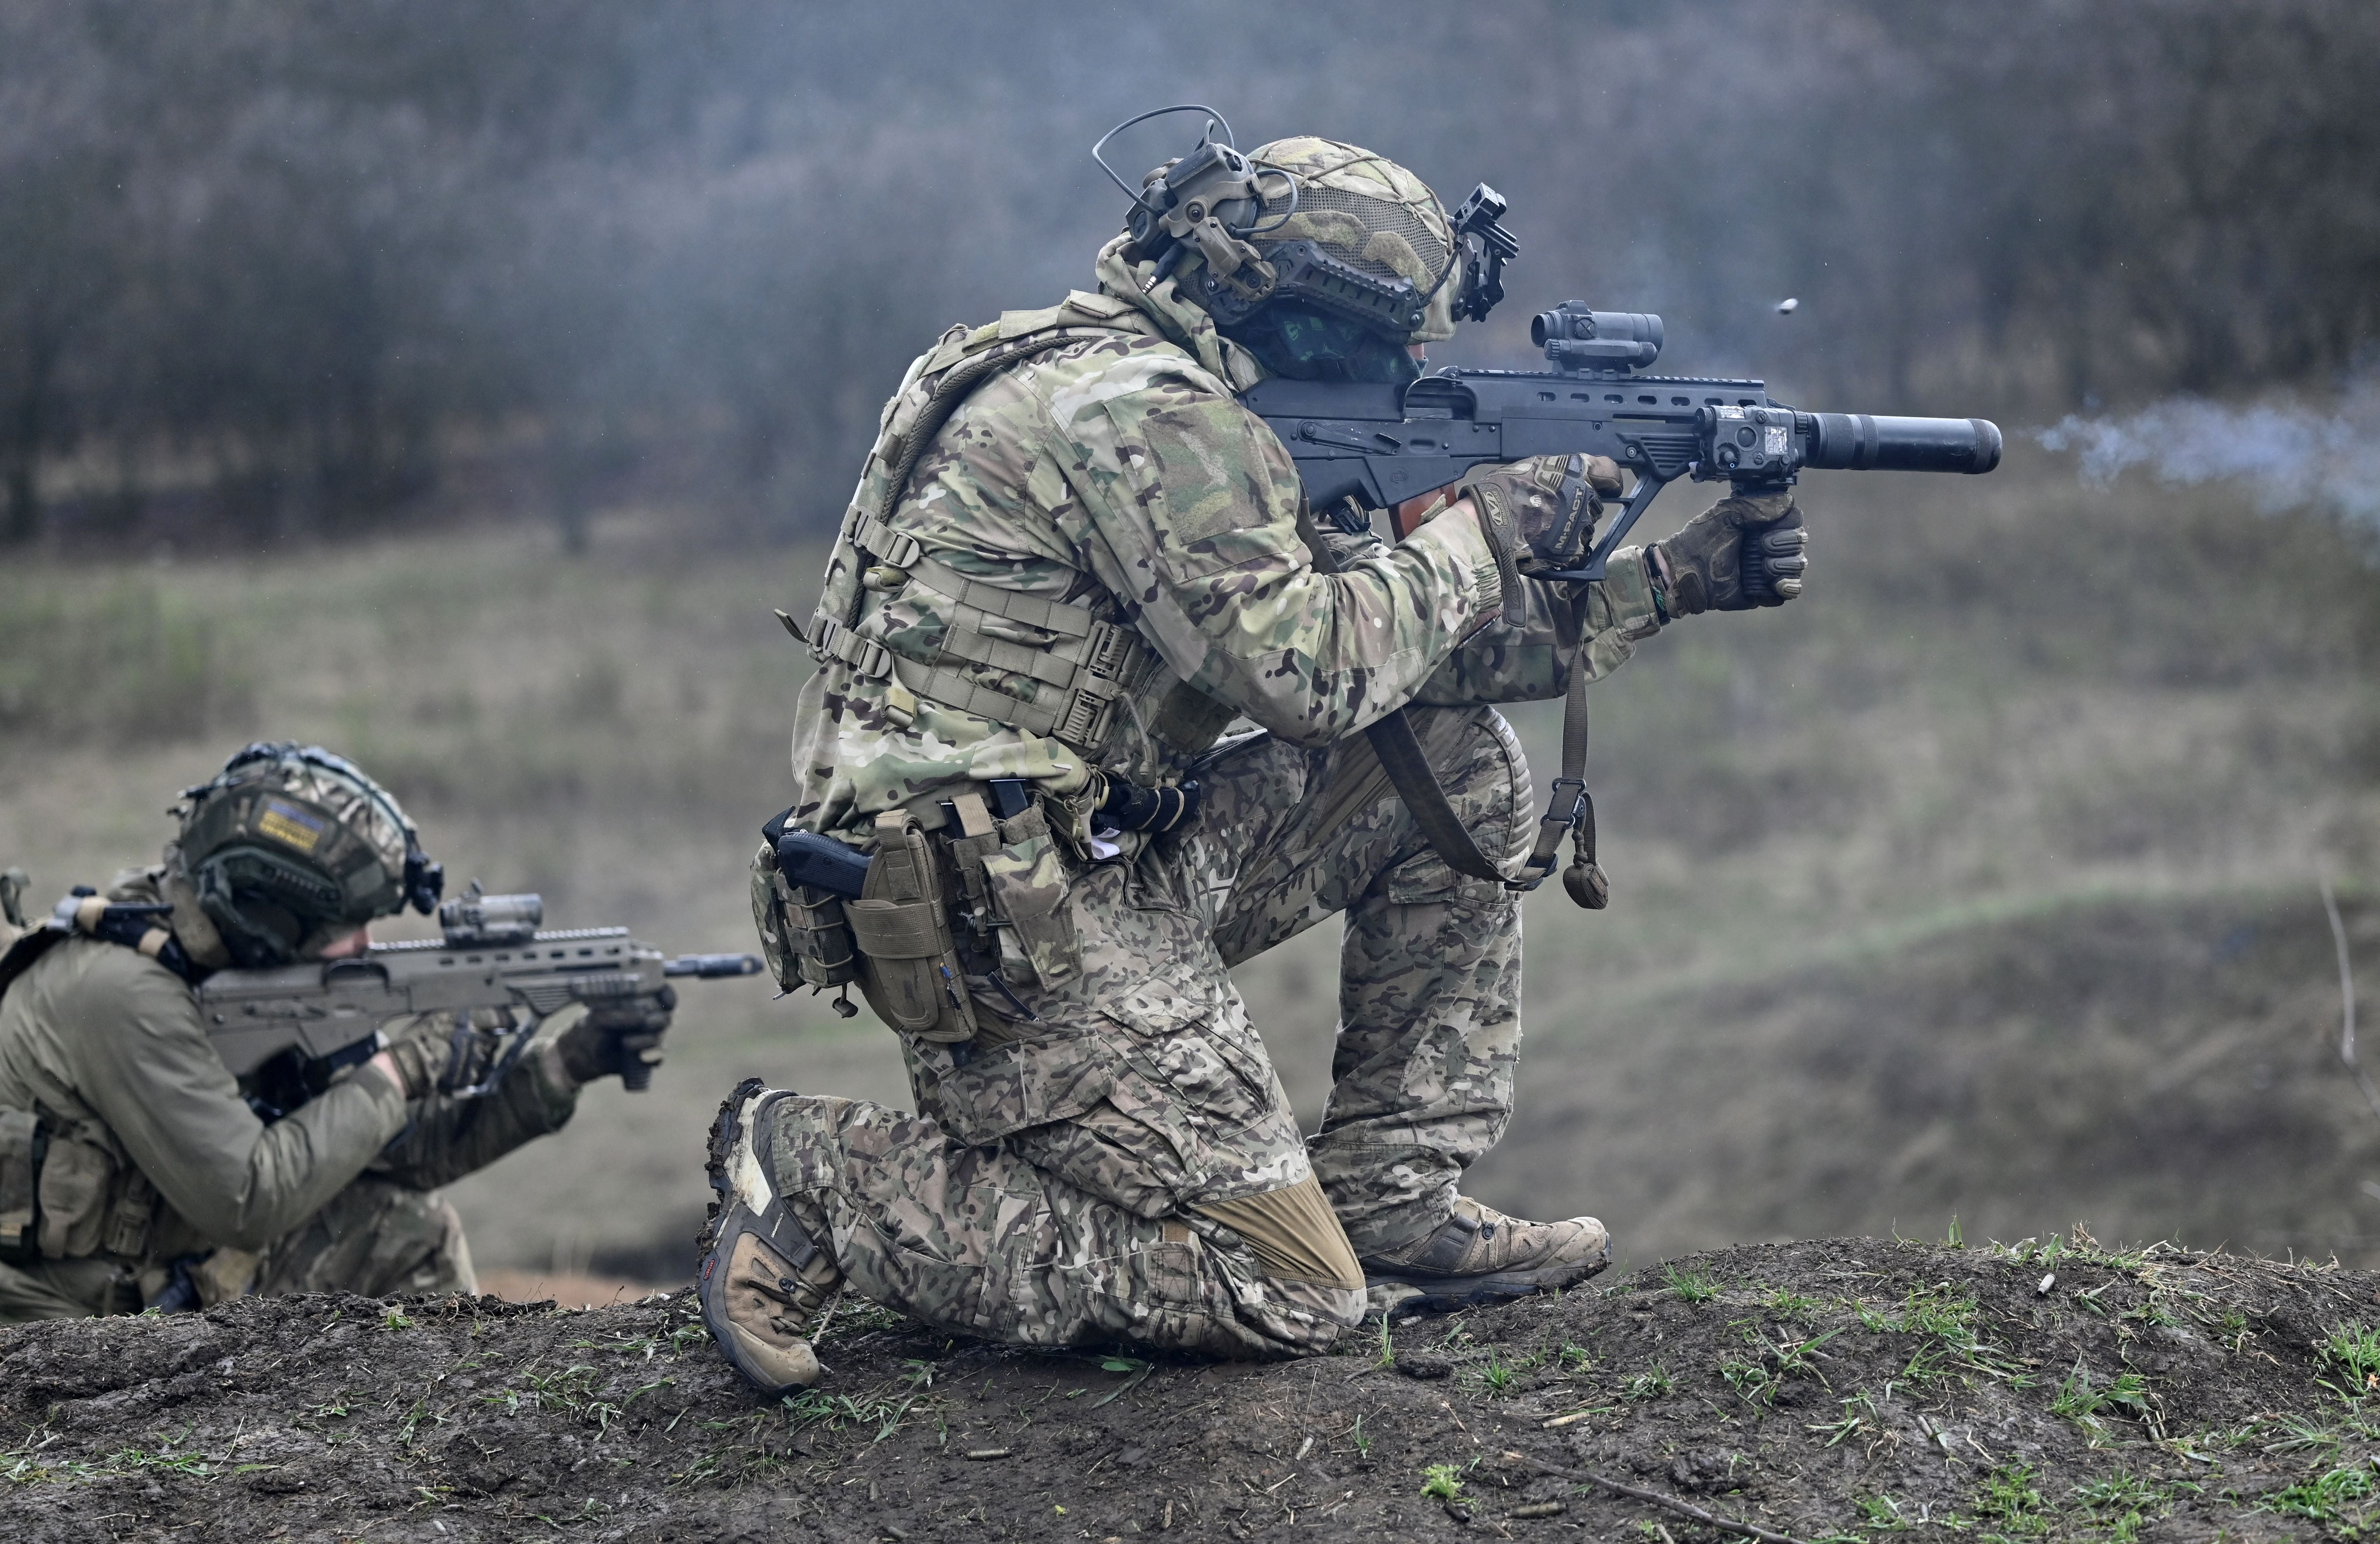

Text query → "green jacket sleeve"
[58,944,409,1251]
[1042,348,1508,747]
[368,1017,579,1189]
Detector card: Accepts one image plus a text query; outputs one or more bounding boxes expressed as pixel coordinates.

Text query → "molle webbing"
[808,306,1229,761]
[862,555,1159,752]
[818,322,1136,648]
[814,532,1190,760]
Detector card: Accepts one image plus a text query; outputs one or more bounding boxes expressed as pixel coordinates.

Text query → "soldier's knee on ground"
[257,1178,474,1299]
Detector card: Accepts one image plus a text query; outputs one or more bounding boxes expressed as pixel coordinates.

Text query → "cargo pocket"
[924,1025,1115,1150]
[0,1109,44,1262]
[848,811,978,1044]
[977,807,1080,989]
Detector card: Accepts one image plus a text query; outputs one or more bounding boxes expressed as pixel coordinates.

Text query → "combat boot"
[1356,1196,1609,1312]
[697,1078,842,1395]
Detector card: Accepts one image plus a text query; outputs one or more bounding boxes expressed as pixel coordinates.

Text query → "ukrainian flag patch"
[257,798,329,853]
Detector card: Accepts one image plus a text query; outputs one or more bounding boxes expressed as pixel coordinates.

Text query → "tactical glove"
[375,1011,518,1100]
[375,1031,446,1101]
[1459,455,1624,591]
[558,987,676,1091]
[1650,489,1809,615]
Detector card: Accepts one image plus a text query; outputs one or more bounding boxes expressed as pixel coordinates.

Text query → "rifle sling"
[1361,655,1602,906]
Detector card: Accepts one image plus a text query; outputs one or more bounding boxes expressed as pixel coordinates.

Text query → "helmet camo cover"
[175,742,440,966]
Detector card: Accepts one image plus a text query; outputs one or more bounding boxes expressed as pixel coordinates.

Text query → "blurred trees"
[0,0,2373,549]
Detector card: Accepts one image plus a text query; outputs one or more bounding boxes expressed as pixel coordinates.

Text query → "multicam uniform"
[739,217,1666,1358]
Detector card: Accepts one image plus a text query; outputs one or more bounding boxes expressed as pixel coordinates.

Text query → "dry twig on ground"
[1502,1450,1810,1544]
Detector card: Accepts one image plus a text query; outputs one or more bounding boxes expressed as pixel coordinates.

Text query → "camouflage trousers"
[254,1175,476,1299]
[0,1178,474,1322]
[761,703,1527,1357]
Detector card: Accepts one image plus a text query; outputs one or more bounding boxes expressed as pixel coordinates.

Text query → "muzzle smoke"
[2034,384,2380,528]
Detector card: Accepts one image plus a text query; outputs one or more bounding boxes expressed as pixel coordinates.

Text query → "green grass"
[1622,1364,1675,1402]
[2049,1361,2152,1439]
[1420,1462,1466,1501]
[1662,1263,1721,1303]
[2324,1322,2380,1397]
[1470,1357,1520,1397]
[2262,1463,2378,1529]
[1721,1327,1843,1407]
[1972,1463,2055,1536]
[1809,1392,1882,1448]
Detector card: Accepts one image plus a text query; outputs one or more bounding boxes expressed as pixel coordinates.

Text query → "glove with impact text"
[1459,454,1624,620]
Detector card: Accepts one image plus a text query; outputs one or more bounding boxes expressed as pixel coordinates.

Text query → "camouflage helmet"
[173,742,443,967]
[1135,135,1465,385]
[1240,136,1462,343]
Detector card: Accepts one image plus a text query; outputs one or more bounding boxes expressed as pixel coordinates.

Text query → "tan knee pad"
[1195,1174,1362,1291]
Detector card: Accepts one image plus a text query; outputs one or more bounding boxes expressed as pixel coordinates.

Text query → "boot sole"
[1361,1256,1611,1314]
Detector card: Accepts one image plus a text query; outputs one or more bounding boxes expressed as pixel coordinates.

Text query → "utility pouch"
[0,1109,44,1264]
[748,845,859,993]
[34,1131,115,1259]
[847,811,980,1044]
[975,805,1081,989]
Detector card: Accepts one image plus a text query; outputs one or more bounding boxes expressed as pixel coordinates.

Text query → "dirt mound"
[8,1236,2380,1541]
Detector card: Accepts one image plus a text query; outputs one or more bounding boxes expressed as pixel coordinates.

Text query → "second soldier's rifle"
[189,888,758,1119]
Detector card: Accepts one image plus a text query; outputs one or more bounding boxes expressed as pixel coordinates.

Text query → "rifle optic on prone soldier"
[155,885,758,1119]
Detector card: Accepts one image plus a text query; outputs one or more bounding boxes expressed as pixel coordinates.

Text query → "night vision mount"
[1093,106,1521,340]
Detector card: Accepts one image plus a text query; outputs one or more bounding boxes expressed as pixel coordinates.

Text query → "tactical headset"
[1092,105,1519,342]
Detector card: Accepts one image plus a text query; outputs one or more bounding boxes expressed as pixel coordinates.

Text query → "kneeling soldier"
[708,134,1806,1389]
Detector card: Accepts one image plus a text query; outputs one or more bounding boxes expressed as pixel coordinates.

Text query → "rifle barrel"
[664,953,764,979]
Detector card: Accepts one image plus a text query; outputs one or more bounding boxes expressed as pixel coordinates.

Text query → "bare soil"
[7,1236,2380,1542]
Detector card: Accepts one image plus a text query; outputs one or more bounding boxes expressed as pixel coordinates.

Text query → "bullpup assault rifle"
[1,880,759,1119]
[1240,289,2002,581]
[197,887,759,1115]
[1237,283,2001,904]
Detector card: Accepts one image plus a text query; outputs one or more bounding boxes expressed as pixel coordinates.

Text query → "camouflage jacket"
[784,234,1663,836]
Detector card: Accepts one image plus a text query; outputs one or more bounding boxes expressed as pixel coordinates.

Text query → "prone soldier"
[0,742,673,1319]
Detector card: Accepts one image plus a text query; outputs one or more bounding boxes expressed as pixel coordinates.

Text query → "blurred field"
[2,443,2377,1284]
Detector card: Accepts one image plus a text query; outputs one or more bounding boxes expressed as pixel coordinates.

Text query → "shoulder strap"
[1363,667,1605,908]
[0,892,206,1001]
[0,927,64,1003]
[810,310,1149,652]
[1298,524,1608,909]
